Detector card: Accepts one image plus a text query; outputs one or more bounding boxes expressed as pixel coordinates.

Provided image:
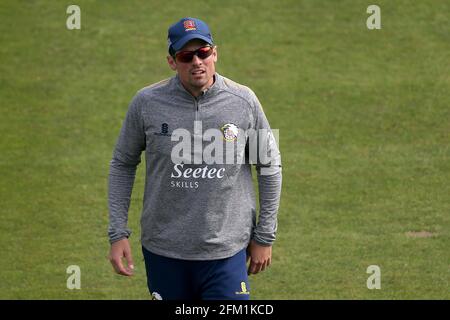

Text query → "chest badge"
[221,123,239,142]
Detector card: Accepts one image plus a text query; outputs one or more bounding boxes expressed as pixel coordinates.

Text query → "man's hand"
[246,239,272,275]
[108,238,134,276]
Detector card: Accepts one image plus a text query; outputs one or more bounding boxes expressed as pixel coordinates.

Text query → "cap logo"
[183,20,196,31]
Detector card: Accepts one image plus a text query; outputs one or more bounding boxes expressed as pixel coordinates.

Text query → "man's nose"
[191,54,203,65]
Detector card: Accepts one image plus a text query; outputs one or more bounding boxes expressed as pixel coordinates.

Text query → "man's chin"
[190,79,208,88]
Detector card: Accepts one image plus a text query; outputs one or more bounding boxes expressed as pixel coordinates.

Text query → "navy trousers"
[142,246,250,300]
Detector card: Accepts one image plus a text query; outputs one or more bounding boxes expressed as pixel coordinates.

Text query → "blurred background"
[0,0,449,299]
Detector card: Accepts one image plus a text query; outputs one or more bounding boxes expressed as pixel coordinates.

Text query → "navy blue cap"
[168,17,214,53]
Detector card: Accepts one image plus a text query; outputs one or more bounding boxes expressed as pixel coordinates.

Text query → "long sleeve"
[249,91,282,246]
[108,93,146,244]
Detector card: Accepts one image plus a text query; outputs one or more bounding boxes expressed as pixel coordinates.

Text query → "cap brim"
[171,34,213,51]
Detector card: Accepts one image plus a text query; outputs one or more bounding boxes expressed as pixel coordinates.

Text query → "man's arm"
[247,91,282,275]
[108,92,146,276]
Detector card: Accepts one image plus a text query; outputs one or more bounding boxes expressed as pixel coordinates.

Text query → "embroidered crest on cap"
[183,20,196,31]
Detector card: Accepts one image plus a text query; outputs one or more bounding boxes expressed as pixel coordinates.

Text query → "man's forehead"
[180,39,209,51]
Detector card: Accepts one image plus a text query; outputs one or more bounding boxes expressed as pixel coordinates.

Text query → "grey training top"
[108,73,282,260]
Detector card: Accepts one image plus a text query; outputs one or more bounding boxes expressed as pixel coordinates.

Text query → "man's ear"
[213,46,218,63]
[167,55,177,71]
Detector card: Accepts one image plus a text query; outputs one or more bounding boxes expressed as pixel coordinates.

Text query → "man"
[108,17,282,300]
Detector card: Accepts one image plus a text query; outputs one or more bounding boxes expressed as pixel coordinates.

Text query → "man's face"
[167,39,217,96]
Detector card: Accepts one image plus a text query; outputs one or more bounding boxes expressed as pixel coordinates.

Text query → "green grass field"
[0,0,449,299]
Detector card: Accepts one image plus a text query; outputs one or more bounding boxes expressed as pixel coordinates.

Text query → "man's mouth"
[191,69,206,75]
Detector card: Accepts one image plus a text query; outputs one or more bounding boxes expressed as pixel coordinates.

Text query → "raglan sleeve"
[248,90,282,246]
[108,92,146,244]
